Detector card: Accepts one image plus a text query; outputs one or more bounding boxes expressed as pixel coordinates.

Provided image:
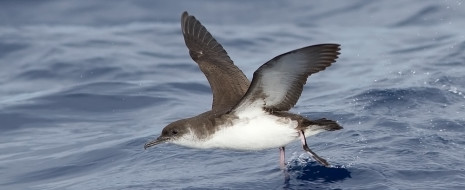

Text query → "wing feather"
[181,12,250,112]
[233,44,340,112]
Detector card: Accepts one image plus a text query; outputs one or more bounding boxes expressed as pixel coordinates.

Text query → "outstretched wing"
[181,12,250,112]
[232,44,340,112]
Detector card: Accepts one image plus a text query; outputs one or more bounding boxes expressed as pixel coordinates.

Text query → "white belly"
[200,111,300,150]
[172,108,328,150]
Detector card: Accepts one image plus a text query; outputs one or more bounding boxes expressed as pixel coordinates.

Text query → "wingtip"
[320,43,342,56]
[324,43,341,50]
[181,11,191,35]
[322,43,341,49]
[182,11,189,18]
[332,43,341,55]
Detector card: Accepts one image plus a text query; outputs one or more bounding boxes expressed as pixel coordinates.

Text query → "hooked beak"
[144,136,169,149]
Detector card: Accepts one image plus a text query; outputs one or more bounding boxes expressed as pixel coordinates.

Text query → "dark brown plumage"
[145,11,343,168]
[181,12,250,113]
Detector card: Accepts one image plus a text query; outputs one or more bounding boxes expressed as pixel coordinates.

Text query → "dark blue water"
[1,0,464,189]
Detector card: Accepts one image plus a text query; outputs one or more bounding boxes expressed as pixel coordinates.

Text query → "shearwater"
[144,11,342,168]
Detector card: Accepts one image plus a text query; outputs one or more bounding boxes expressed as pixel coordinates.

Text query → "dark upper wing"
[181,12,250,112]
[232,44,340,112]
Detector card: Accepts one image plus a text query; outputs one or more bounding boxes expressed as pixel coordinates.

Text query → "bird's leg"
[299,130,330,167]
[279,146,286,169]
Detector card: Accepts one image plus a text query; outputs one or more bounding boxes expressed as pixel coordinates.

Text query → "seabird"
[145,11,342,168]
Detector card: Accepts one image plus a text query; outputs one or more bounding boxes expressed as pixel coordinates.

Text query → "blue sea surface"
[1,0,465,189]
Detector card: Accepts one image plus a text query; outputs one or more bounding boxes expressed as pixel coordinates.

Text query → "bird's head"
[144,120,190,149]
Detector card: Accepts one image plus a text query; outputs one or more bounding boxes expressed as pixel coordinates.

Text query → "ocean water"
[1,0,465,189]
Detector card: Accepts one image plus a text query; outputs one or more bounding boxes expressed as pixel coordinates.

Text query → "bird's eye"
[171,130,178,135]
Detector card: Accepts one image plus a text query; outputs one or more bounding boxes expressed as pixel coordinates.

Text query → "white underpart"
[174,104,326,150]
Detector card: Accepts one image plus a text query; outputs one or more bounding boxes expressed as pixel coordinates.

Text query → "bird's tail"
[298,118,342,137]
[307,118,342,131]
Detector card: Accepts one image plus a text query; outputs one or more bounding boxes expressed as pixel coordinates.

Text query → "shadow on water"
[282,159,351,189]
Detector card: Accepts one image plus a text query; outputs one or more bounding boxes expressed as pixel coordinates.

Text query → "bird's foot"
[279,146,286,169]
[299,130,330,167]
